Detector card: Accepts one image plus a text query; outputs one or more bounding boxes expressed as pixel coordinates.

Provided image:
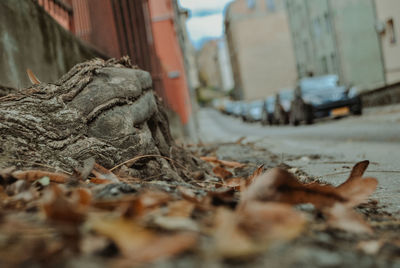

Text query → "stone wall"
[0,0,102,89]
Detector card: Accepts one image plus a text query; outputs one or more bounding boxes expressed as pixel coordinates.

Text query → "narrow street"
[198,105,400,216]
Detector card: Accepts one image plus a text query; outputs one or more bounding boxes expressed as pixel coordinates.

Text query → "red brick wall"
[35,0,74,31]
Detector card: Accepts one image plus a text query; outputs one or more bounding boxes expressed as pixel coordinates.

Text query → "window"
[330,53,337,73]
[321,56,328,74]
[387,18,397,44]
[266,0,276,12]
[304,40,311,60]
[324,12,332,33]
[247,0,256,9]
[313,17,322,38]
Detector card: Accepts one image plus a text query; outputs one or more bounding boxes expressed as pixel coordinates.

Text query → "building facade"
[35,0,74,31]
[149,0,195,138]
[197,40,224,91]
[36,0,196,138]
[224,0,297,100]
[375,0,400,84]
[285,0,400,91]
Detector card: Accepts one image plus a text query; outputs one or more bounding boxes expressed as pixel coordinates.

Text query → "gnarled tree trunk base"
[0,58,202,182]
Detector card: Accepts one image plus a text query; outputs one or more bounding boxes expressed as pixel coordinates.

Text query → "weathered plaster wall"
[375,0,400,85]
[0,0,101,88]
[331,0,385,90]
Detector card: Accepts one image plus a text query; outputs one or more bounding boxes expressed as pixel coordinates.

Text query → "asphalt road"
[197,104,400,216]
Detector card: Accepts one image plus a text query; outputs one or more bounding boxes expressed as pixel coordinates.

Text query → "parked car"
[274,89,294,125]
[290,75,362,125]
[261,96,275,125]
[224,100,235,115]
[231,101,246,117]
[290,87,314,125]
[243,100,264,122]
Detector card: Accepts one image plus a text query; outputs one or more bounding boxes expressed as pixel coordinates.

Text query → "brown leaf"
[152,216,199,232]
[343,160,370,184]
[213,208,262,258]
[208,187,237,207]
[245,165,264,186]
[213,166,233,180]
[336,177,378,207]
[91,217,197,262]
[237,201,306,241]
[326,203,373,234]
[224,177,243,190]
[122,190,173,218]
[12,170,69,183]
[201,156,246,168]
[91,163,120,183]
[177,186,201,203]
[42,185,90,224]
[26,69,41,84]
[242,168,343,209]
[242,165,377,209]
[167,200,195,218]
[357,240,384,255]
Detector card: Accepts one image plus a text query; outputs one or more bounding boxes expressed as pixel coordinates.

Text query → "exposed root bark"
[0,58,201,182]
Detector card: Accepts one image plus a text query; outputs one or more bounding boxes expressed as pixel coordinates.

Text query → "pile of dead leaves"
[0,158,396,266]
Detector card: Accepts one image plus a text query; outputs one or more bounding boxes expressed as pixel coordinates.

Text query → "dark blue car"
[290,75,362,125]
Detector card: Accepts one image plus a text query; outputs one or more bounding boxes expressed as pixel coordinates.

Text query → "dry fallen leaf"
[42,185,91,224]
[213,208,262,258]
[242,163,377,209]
[201,156,246,168]
[343,160,370,183]
[241,168,343,208]
[177,186,201,203]
[212,166,233,180]
[245,165,264,186]
[326,203,373,234]
[91,163,120,183]
[167,200,195,218]
[356,240,384,255]
[237,201,306,242]
[91,217,197,262]
[224,177,243,190]
[12,170,69,183]
[336,176,378,208]
[26,69,41,84]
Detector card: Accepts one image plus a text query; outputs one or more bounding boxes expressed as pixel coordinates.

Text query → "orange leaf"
[224,177,243,190]
[89,178,112,184]
[200,156,246,168]
[42,185,89,224]
[91,163,119,183]
[12,170,69,183]
[91,217,197,262]
[26,69,40,84]
[212,166,233,180]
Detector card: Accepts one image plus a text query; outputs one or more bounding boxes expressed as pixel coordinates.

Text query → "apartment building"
[224,0,297,100]
[286,0,400,90]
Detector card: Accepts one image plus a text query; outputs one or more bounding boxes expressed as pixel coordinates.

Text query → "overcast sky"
[179,0,234,49]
